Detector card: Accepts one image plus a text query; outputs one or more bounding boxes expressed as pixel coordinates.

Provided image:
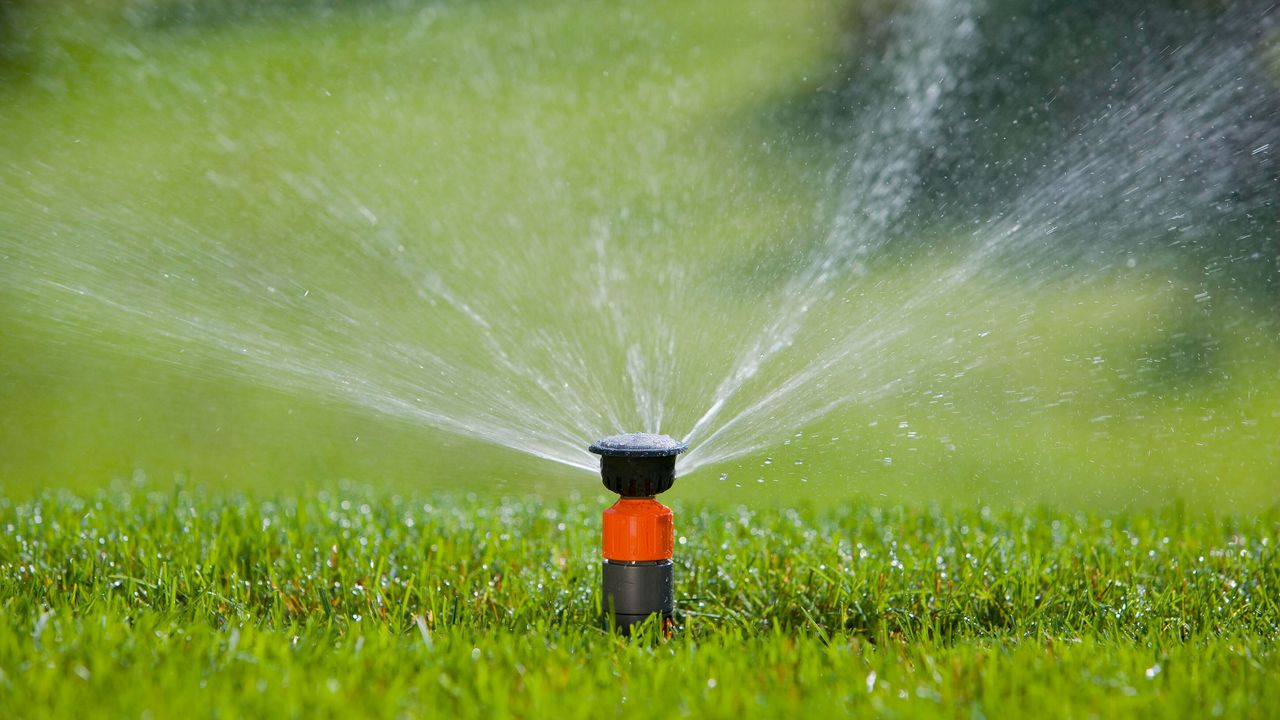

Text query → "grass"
[2,483,1277,718]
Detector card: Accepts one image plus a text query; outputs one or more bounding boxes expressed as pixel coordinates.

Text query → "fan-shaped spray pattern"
[0,0,1275,477]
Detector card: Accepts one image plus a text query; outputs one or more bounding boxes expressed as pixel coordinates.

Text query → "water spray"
[589,432,687,632]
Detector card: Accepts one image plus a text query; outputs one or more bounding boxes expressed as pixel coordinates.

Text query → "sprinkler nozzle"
[589,432,687,497]
[590,433,687,633]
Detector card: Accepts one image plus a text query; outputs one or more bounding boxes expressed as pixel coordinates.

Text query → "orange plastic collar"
[602,498,673,561]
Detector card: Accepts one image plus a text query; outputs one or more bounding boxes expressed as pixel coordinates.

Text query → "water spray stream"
[682,0,980,450]
[0,0,1274,487]
[680,1,1279,471]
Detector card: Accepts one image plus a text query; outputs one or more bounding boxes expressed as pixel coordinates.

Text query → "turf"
[2,485,1277,718]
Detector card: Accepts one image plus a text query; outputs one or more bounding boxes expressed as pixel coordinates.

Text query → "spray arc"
[589,433,687,632]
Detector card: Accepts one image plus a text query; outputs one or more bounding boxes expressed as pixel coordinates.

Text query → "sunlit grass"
[2,486,1277,718]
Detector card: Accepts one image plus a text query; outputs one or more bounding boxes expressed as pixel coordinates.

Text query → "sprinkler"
[589,432,687,633]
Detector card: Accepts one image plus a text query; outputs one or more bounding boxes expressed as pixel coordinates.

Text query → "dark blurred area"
[4,0,1277,294]
[0,0,31,75]
[830,0,1280,300]
[127,0,408,30]
[0,0,405,74]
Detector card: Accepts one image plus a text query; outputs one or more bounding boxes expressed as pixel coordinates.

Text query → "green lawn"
[2,486,1277,718]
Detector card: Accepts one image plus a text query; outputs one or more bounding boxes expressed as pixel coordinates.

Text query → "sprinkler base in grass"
[590,433,686,633]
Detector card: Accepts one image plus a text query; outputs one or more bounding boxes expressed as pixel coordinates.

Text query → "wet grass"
[2,484,1277,718]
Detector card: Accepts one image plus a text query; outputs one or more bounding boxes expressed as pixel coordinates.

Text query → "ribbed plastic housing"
[602,498,673,561]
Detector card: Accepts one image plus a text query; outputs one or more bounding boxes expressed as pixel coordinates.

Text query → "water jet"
[590,432,687,632]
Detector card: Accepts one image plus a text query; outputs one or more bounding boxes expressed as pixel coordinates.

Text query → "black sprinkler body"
[589,432,685,496]
[590,433,687,633]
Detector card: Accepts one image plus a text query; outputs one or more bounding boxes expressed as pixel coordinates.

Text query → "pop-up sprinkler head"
[590,433,687,633]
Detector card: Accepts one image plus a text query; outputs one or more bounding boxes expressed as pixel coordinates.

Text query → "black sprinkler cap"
[589,433,688,458]
[589,433,687,497]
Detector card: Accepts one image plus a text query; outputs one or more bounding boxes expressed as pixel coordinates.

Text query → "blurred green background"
[1,0,1277,510]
